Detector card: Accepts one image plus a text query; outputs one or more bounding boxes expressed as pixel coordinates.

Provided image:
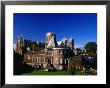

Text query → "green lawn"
[22,70,72,75]
[75,71,82,75]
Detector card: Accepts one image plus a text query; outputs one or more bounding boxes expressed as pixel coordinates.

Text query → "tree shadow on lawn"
[14,52,34,75]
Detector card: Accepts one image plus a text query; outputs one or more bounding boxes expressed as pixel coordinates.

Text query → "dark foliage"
[84,42,97,54]
[14,52,34,75]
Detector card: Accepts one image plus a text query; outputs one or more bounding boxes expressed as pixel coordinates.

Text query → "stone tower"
[46,32,57,48]
[16,34,24,55]
[69,36,74,49]
[61,37,67,46]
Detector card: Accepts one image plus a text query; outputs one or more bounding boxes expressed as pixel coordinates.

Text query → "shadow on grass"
[14,52,34,75]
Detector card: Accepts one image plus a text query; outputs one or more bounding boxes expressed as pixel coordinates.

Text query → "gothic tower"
[61,37,67,46]
[16,35,24,55]
[46,32,57,48]
[69,36,74,49]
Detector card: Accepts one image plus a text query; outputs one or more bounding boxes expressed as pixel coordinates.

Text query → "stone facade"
[53,48,69,70]
[22,47,70,71]
[15,32,74,71]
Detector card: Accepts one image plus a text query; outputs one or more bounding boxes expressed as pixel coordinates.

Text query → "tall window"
[64,50,66,54]
[51,52,53,55]
[55,50,57,54]
[51,58,53,64]
[39,57,41,62]
[41,58,44,63]
[59,50,62,54]
[32,58,34,62]
[43,58,45,63]
[34,58,36,62]
[32,58,36,62]
[60,59,62,64]
[28,55,30,59]
[65,59,66,64]
[36,57,38,63]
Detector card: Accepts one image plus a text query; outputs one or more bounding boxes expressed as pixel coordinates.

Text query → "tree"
[76,48,82,55]
[84,42,97,54]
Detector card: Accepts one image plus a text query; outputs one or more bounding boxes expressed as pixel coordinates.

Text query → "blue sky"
[14,13,97,48]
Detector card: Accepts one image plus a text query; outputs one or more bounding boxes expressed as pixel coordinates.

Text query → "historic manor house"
[15,32,74,71]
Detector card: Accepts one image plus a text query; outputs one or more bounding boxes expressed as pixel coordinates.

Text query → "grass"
[74,71,82,75]
[22,70,72,75]
[22,70,83,75]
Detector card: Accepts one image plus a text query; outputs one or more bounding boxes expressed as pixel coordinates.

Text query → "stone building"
[15,32,74,71]
[52,47,69,70]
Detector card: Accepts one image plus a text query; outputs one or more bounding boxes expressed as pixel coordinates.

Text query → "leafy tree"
[84,42,97,54]
[76,48,82,55]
